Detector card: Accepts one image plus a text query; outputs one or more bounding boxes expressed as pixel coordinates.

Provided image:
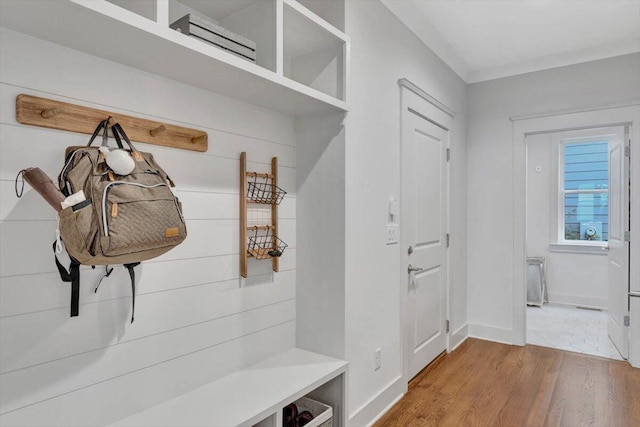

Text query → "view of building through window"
[562,140,609,241]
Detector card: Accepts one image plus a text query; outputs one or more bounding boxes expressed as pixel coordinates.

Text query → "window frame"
[548,127,622,254]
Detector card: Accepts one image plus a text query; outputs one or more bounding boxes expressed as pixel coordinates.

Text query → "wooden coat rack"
[16,94,208,152]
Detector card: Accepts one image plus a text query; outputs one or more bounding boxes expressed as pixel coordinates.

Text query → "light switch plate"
[386,224,399,245]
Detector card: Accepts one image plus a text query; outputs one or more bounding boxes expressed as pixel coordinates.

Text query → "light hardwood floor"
[374,338,639,427]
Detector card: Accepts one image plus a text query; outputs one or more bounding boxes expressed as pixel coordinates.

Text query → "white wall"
[343,1,468,424]
[296,113,346,360]
[467,53,640,340]
[0,28,296,426]
[526,133,608,308]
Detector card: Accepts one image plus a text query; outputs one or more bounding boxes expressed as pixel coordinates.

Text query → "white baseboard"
[364,391,404,427]
[348,375,404,427]
[546,292,607,310]
[450,323,468,352]
[468,323,513,345]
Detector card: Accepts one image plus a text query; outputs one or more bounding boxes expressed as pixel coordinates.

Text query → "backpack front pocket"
[59,201,96,263]
[101,182,186,256]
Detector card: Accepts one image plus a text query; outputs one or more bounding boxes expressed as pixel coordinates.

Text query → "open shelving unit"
[168,0,277,71]
[283,0,346,101]
[0,0,349,116]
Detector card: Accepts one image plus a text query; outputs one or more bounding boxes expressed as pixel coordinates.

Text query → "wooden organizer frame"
[240,152,280,278]
[15,94,208,152]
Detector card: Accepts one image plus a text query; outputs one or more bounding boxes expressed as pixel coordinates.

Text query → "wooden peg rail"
[16,94,208,152]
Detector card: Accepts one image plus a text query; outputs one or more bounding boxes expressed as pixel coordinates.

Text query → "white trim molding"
[362,392,404,427]
[548,243,608,255]
[450,324,469,352]
[349,375,404,427]
[546,294,608,310]
[398,78,456,117]
[468,324,513,345]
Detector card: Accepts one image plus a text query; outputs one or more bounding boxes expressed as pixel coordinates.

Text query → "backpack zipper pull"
[55,214,62,254]
[94,265,114,293]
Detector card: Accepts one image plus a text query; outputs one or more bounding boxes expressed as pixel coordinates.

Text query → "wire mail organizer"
[247,179,286,204]
[247,226,288,260]
[239,152,288,278]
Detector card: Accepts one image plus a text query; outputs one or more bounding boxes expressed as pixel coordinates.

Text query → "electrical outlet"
[386,224,399,245]
[374,348,382,371]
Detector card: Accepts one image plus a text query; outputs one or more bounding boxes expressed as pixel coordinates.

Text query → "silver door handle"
[601,245,610,251]
[408,264,424,274]
[630,292,640,298]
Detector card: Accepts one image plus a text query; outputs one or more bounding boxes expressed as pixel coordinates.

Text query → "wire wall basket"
[247,181,286,205]
[248,230,288,260]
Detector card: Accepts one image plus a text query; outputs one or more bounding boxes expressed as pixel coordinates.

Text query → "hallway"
[527,304,624,361]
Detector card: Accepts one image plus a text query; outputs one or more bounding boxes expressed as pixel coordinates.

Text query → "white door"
[607,128,630,359]
[402,106,449,379]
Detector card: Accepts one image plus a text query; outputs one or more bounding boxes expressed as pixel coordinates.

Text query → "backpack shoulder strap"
[124,263,140,324]
[53,244,141,322]
[53,241,81,317]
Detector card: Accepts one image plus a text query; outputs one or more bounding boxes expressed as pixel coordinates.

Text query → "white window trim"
[548,242,608,255]
[549,127,621,254]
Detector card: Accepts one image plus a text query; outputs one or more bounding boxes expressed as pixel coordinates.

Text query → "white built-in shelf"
[109,348,348,427]
[0,0,349,116]
[284,0,347,100]
[169,0,278,72]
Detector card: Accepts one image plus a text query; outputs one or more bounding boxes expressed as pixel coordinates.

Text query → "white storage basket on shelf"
[292,397,332,427]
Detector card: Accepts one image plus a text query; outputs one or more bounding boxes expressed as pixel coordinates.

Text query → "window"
[559,139,608,243]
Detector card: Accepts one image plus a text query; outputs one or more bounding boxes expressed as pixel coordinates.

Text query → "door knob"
[408,264,424,274]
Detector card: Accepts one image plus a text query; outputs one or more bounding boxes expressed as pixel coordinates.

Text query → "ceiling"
[381,0,640,83]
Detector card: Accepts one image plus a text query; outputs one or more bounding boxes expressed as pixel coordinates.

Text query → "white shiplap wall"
[0,28,296,426]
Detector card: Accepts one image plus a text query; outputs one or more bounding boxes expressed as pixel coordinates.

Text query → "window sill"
[549,243,608,255]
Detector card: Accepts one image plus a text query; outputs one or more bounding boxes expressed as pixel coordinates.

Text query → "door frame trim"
[399,79,454,386]
[511,104,640,365]
[399,78,456,117]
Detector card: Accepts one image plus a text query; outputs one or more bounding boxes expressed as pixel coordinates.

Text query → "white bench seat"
[110,348,348,427]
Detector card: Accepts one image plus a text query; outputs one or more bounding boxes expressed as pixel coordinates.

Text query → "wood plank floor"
[374,338,640,427]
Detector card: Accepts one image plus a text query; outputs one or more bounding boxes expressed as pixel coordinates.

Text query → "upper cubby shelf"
[0,0,349,116]
[168,0,277,72]
[284,0,347,101]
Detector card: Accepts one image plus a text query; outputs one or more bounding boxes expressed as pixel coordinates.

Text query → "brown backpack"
[55,119,187,322]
